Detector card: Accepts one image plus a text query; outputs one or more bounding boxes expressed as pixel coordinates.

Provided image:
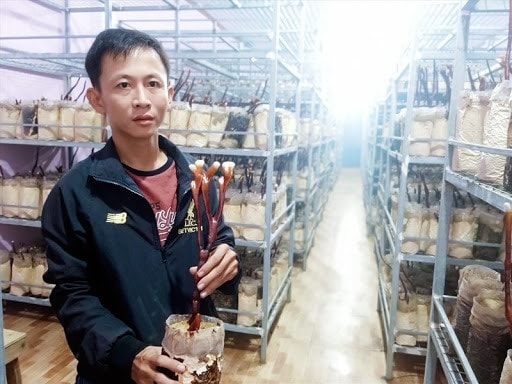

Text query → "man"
[42,28,240,384]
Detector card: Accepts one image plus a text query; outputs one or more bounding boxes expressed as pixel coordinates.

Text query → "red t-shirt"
[124,157,178,246]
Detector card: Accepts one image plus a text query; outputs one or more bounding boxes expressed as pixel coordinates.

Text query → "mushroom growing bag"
[169,101,190,145]
[452,91,490,174]
[58,100,76,141]
[162,314,224,384]
[0,101,21,138]
[223,187,243,238]
[37,100,60,140]
[477,80,512,184]
[2,177,20,218]
[467,290,511,384]
[31,251,53,297]
[500,350,512,384]
[409,107,436,156]
[279,109,297,147]
[241,192,266,241]
[449,208,478,259]
[396,293,417,346]
[186,103,211,148]
[221,107,250,148]
[401,203,423,254]
[424,207,439,256]
[453,265,502,352]
[10,251,33,296]
[208,105,228,148]
[75,103,104,142]
[430,107,449,156]
[18,176,40,220]
[237,276,261,327]
[0,249,11,290]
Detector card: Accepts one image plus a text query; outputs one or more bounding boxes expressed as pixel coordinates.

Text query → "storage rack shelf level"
[429,296,478,384]
[422,1,511,382]
[1,293,51,307]
[375,237,429,357]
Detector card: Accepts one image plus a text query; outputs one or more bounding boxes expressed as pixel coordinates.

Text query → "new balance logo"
[106,212,127,224]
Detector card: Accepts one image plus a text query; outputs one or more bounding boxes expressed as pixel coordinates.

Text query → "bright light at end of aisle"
[316,1,422,117]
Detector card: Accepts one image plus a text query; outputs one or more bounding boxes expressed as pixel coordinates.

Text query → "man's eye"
[148,80,160,87]
[118,82,129,88]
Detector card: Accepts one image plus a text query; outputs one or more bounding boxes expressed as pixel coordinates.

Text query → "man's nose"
[133,85,150,108]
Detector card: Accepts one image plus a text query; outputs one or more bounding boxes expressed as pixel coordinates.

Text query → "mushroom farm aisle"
[3,168,432,383]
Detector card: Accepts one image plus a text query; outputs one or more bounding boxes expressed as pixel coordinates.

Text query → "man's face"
[89,47,171,140]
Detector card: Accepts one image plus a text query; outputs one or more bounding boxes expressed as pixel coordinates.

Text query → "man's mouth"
[133,115,153,122]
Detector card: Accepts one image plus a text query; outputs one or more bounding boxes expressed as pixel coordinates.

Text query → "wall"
[341,112,362,167]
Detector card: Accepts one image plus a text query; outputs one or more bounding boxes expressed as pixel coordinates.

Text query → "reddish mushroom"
[188,160,235,331]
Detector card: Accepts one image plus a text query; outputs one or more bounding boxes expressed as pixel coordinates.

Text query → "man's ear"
[86,87,106,114]
[168,86,174,102]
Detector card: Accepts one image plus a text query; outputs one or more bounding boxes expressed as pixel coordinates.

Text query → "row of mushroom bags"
[393,77,512,195]
[451,80,512,191]
[0,244,54,298]
[0,99,327,148]
[388,169,506,262]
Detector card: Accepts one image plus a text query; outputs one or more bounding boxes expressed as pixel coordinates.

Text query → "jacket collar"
[89,135,194,195]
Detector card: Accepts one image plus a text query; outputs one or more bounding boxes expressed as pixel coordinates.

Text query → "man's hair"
[85,28,170,88]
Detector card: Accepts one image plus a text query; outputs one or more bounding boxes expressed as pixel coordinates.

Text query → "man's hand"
[131,346,185,384]
[189,243,238,298]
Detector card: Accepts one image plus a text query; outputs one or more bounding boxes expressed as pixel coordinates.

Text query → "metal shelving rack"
[292,86,338,269]
[294,90,322,270]
[0,0,333,363]
[295,144,317,269]
[362,102,384,233]
[423,1,511,382]
[295,138,334,270]
[376,52,449,379]
[366,1,512,379]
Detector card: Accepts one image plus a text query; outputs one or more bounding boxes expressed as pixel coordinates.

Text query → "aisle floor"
[3,168,431,383]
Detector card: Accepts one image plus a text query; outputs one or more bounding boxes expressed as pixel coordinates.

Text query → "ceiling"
[0,0,510,109]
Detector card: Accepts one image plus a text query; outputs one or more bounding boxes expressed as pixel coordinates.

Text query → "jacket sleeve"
[42,180,148,381]
[206,176,242,295]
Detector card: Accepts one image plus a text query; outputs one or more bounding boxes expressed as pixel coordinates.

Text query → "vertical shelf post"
[424,4,470,383]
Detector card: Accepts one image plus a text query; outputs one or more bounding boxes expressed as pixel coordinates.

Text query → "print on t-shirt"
[154,205,176,242]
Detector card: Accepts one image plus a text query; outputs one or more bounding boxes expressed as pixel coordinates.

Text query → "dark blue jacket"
[42,135,239,383]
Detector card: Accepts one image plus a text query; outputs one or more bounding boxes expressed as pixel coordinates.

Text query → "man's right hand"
[131,346,185,384]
